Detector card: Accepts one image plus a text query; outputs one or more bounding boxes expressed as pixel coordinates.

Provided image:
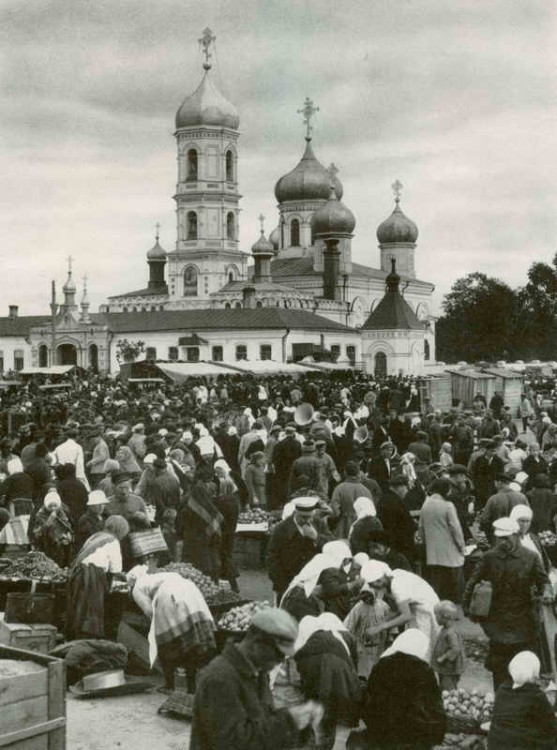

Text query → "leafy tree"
[115,339,146,363]
[436,273,518,362]
[516,254,557,359]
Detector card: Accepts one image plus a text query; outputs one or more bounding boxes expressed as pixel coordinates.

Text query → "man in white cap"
[463,516,553,691]
[190,608,323,750]
[267,496,332,602]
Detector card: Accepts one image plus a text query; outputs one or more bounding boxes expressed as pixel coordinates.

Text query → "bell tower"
[166,28,247,308]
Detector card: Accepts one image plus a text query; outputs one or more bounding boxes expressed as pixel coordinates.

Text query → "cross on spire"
[298,97,319,140]
[82,274,88,291]
[199,27,216,70]
[258,214,265,235]
[328,163,339,179]
[155,222,161,242]
[66,255,73,274]
[392,179,403,204]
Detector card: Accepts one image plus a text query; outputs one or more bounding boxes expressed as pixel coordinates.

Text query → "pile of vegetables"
[463,638,489,665]
[0,551,68,582]
[218,600,271,632]
[238,508,269,525]
[539,531,557,548]
[435,734,486,749]
[158,562,239,605]
[442,688,494,725]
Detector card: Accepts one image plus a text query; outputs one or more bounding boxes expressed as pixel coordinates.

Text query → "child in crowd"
[344,582,392,680]
[432,600,465,690]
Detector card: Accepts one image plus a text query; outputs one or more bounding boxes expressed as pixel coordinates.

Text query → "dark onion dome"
[63,271,76,293]
[274,139,343,203]
[269,226,280,252]
[311,186,356,237]
[175,65,239,130]
[147,239,166,260]
[376,197,418,244]
[251,229,274,255]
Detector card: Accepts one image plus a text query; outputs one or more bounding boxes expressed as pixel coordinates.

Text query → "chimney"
[323,239,341,300]
[242,286,256,309]
[8,305,18,320]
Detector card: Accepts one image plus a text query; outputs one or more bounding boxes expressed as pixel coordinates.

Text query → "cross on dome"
[155,222,161,241]
[298,97,319,140]
[392,179,403,204]
[258,214,265,234]
[66,255,73,274]
[199,27,216,70]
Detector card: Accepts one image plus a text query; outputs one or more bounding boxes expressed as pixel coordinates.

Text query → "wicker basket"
[129,528,168,558]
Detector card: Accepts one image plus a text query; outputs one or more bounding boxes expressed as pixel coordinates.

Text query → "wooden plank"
[47,661,65,750]
[0,717,65,748]
[0,695,48,735]
[7,736,47,750]
[0,645,58,667]
[0,669,47,707]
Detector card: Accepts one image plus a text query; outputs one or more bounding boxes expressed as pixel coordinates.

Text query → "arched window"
[224,302,231,309]
[424,339,431,361]
[226,212,235,240]
[187,149,198,180]
[225,150,234,182]
[228,272,234,283]
[187,211,197,240]
[374,351,387,378]
[38,344,48,368]
[235,301,242,309]
[89,344,99,372]
[122,306,128,313]
[256,300,262,308]
[183,266,198,297]
[346,345,356,365]
[151,305,157,312]
[290,219,300,246]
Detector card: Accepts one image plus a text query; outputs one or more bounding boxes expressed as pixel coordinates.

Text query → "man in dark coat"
[376,474,416,563]
[463,517,553,691]
[446,464,473,541]
[55,462,89,525]
[190,608,319,750]
[267,497,332,601]
[368,442,395,496]
[272,426,302,508]
[471,441,505,510]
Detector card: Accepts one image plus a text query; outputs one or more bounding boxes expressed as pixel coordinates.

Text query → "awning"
[20,366,75,376]
[126,378,165,384]
[156,362,233,383]
[299,361,354,371]
[38,383,73,390]
[212,360,308,375]
[178,334,208,346]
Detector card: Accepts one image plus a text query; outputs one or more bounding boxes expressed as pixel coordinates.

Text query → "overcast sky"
[1,0,556,316]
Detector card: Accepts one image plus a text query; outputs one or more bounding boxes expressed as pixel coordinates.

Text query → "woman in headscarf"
[31,489,74,567]
[213,459,240,592]
[439,442,454,468]
[243,450,267,507]
[66,514,129,639]
[358,629,446,750]
[349,497,383,556]
[97,459,121,498]
[509,504,551,571]
[177,464,222,580]
[294,613,361,750]
[127,565,216,695]
[488,651,557,749]
[400,452,418,487]
[74,490,108,551]
[358,561,440,660]
[281,541,361,622]
[115,444,142,483]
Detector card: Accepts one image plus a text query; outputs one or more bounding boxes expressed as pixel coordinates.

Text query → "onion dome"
[311,185,356,237]
[275,139,343,203]
[377,187,418,244]
[63,271,76,293]
[269,226,280,252]
[251,229,274,256]
[175,65,239,130]
[147,239,166,261]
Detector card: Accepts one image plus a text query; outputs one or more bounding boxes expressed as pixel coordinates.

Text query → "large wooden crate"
[0,645,66,749]
[0,615,57,654]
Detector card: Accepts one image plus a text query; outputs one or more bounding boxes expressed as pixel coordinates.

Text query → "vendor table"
[234,525,269,570]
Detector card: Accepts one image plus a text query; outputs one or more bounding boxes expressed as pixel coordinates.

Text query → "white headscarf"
[322,541,352,567]
[508,650,540,689]
[295,613,349,655]
[282,541,351,601]
[214,459,231,477]
[381,628,429,663]
[353,552,370,568]
[400,453,417,486]
[360,560,393,584]
[43,490,62,510]
[281,500,296,520]
[509,504,533,522]
[7,458,23,475]
[349,498,377,538]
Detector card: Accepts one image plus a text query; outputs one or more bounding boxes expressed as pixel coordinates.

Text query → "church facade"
[2,29,436,378]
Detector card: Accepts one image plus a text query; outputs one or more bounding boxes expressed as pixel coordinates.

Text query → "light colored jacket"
[419,494,465,568]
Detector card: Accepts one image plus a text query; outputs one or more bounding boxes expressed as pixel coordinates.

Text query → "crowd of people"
[1,368,557,748]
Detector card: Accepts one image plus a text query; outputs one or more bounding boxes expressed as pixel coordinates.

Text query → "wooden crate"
[0,644,65,749]
[0,615,57,654]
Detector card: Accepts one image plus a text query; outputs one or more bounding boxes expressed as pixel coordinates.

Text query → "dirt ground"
[66,570,493,750]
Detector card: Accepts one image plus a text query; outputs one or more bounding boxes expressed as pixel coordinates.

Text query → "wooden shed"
[418,374,452,412]
[483,368,525,412]
[446,368,496,408]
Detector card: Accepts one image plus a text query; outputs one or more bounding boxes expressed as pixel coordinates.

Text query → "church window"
[183,266,198,297]
[256,300,262,308]
[260,345,272,361]
[290,219,300,247]
[14,350,24,371]
[151,306,157,312]
[226,212,235,240]
[89,344,99,372]
[159,305,164,311]
[38,344,48,368]
[424,339,431,361]
[186,211,198,240]
[374,351,387,378]
[236,344,247,361]
[235,302,242,309]
[228,272,234,283]
[330,345,340,362]
[212,345,223,362]
[168,346,178,361]
[224,302,231,309]
[122,307,128,313]
[186,347,199,362]
[225,150,234,182]
[187,149,198,180]
[346,345,356,365]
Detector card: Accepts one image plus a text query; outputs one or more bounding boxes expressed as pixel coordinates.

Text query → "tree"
[115,339,146,363]
[436,273,519,363]
[516,254,557,359]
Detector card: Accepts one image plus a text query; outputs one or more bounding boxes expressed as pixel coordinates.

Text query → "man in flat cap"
[479,472,529,541]
[190,608,323,750]
[272,424,302,508]
[267,497,332,602]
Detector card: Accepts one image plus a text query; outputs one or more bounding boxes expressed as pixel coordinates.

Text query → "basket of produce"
[442,689,494,734]
[0,551,68,583]
[434,733,486,749]
[238,508,269,526]
[158,562,240,609]
[129,527,168,558]
[216,600,272,649]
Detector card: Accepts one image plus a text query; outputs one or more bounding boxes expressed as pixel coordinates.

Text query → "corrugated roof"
[362,291,425,331]
[0,316,51,337]
[97,308,354,333]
